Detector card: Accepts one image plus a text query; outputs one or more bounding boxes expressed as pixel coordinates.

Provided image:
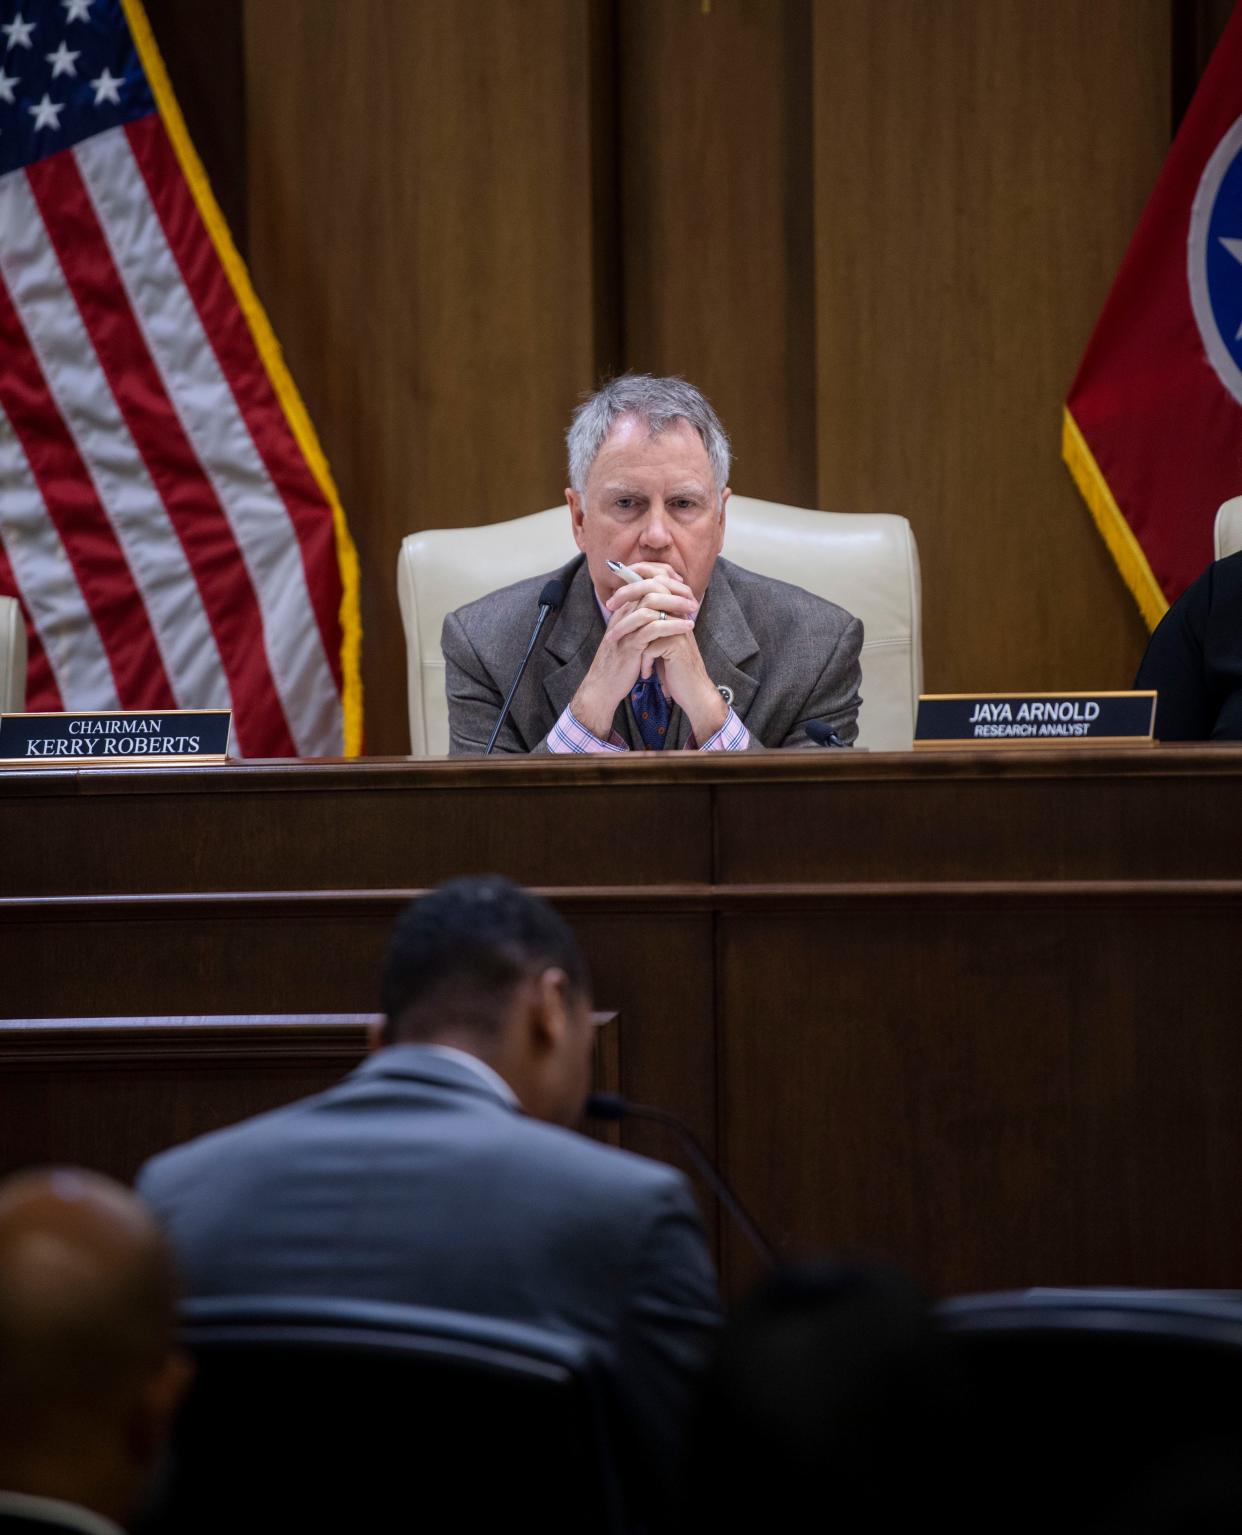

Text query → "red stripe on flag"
[0,262,174,710]
[27,150,297,758]
[127,115,345,691]
[0,545,63,712]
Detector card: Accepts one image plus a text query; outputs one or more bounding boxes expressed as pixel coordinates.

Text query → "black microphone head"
[538,577,564,611]
[584,1092,627,1121]
[806,720,850,748]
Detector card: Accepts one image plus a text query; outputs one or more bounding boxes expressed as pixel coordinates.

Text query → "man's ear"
[529,967,571,1052]
[130,1348,194,1465]
[567,490,587,549]
[367,1017,391,1055]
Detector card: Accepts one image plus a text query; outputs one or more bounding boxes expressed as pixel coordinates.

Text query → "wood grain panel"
[6,752,1242,1294]
[720,900,1242,1295]
[0,763,712,896]
[0,1014,620,1181]
[811,0,1165,696]
[1172,0,1235,127]
[145,0,248,253]
[0,889,715,1207]
[243,1,603,754]
[0,1016,365,1181]
[617,0,817,507]
[718,768,1242,882]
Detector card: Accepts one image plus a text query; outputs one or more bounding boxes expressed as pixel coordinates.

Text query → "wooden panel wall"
[242,0,604,753]
[145,0,248,253]
[811,0,1166,693]
[226,1,1177,749]
[618,0,819,507]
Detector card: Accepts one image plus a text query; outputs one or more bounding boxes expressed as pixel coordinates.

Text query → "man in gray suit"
[443,373,862,753]
[137,877,720,1509]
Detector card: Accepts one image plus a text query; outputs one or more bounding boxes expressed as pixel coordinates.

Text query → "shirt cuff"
[548,706,629,754]
[695,707,749,751]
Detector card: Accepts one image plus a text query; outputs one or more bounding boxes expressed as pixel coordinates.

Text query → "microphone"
[485,573,568,755]
[586,1092,778,1268]
[805,720,850,749]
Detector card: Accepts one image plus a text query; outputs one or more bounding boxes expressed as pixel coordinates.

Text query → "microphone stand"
[485,585,560,754]
[587,1092,778,1268]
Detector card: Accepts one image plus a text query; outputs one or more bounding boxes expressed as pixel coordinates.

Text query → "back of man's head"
[686,1262,974,1529]
[379,877,594,1126]
[0,1168,190,1526]
[381,875,588,1041]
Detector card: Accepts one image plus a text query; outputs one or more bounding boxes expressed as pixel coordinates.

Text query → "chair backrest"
[935,1289,1242,1531]
[141,1296,625,1535]
[0,595,26,712]
[1215,496,1242,560]
[397,497,922,754]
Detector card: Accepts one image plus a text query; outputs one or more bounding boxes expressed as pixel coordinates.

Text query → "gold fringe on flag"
[1062,405,1168,632]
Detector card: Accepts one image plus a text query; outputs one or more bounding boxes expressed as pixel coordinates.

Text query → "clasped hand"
[569,564,727,744]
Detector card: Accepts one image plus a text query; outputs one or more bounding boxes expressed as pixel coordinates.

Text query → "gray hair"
[566,373,732,495]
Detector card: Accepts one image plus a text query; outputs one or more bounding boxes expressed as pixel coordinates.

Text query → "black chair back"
[139,1296,626,1535]
[937,1288,1242,1533]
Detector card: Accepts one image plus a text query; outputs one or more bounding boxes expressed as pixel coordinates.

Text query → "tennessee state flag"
[1064,4,1242,628]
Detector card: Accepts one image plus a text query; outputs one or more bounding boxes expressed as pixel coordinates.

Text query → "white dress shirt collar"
[418,1044,520,1108]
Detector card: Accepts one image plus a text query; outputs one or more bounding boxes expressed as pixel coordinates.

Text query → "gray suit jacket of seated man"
[136,1046,721,1502]
[442,554,864,753]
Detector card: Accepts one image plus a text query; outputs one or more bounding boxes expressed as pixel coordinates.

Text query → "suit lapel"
[540,558,607,728]
[673,559,759,746]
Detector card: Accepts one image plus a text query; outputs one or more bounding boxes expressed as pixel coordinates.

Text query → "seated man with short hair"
[137,877,720,1511]
[443,372,863,753]
[0,1169,191,1535]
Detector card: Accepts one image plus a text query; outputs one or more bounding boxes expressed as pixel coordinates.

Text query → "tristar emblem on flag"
[1064,3,1242,631]
[0,0,361,756]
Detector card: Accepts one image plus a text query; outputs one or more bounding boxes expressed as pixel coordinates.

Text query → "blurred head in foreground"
[686,1262,973,1528]
[0,1168,191,1528]
[379,875,595,1126]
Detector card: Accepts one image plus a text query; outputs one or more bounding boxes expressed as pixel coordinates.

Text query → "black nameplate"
[0,710,232,766]
[915,692,1156,748]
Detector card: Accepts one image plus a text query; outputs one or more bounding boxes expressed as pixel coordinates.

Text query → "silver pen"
[605,559,690,626]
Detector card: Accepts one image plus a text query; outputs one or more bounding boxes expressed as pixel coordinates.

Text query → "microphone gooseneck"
[484,576,568,755]
[586,1092,778,1268]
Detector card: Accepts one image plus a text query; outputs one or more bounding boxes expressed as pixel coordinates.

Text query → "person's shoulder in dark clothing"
[1134,549,1242,741]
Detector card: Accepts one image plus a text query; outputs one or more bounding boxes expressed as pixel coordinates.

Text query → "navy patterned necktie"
[631,673,672,750]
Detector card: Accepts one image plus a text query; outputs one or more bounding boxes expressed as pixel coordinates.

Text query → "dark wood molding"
[5,743,1242,799]
[6,880,1242,927]
[0,1016,378,1069]
[0,1011,619,1070]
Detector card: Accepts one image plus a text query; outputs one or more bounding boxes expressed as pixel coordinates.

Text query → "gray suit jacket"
[137,1048,720,1498]
[442,555,863,753]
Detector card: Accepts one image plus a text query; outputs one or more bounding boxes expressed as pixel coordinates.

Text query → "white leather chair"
[397,497,922,755]
[0,595,26,713]
[1214,496,1242,560]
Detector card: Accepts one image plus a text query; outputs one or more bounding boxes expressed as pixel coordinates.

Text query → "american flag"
[0,0,361,756]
